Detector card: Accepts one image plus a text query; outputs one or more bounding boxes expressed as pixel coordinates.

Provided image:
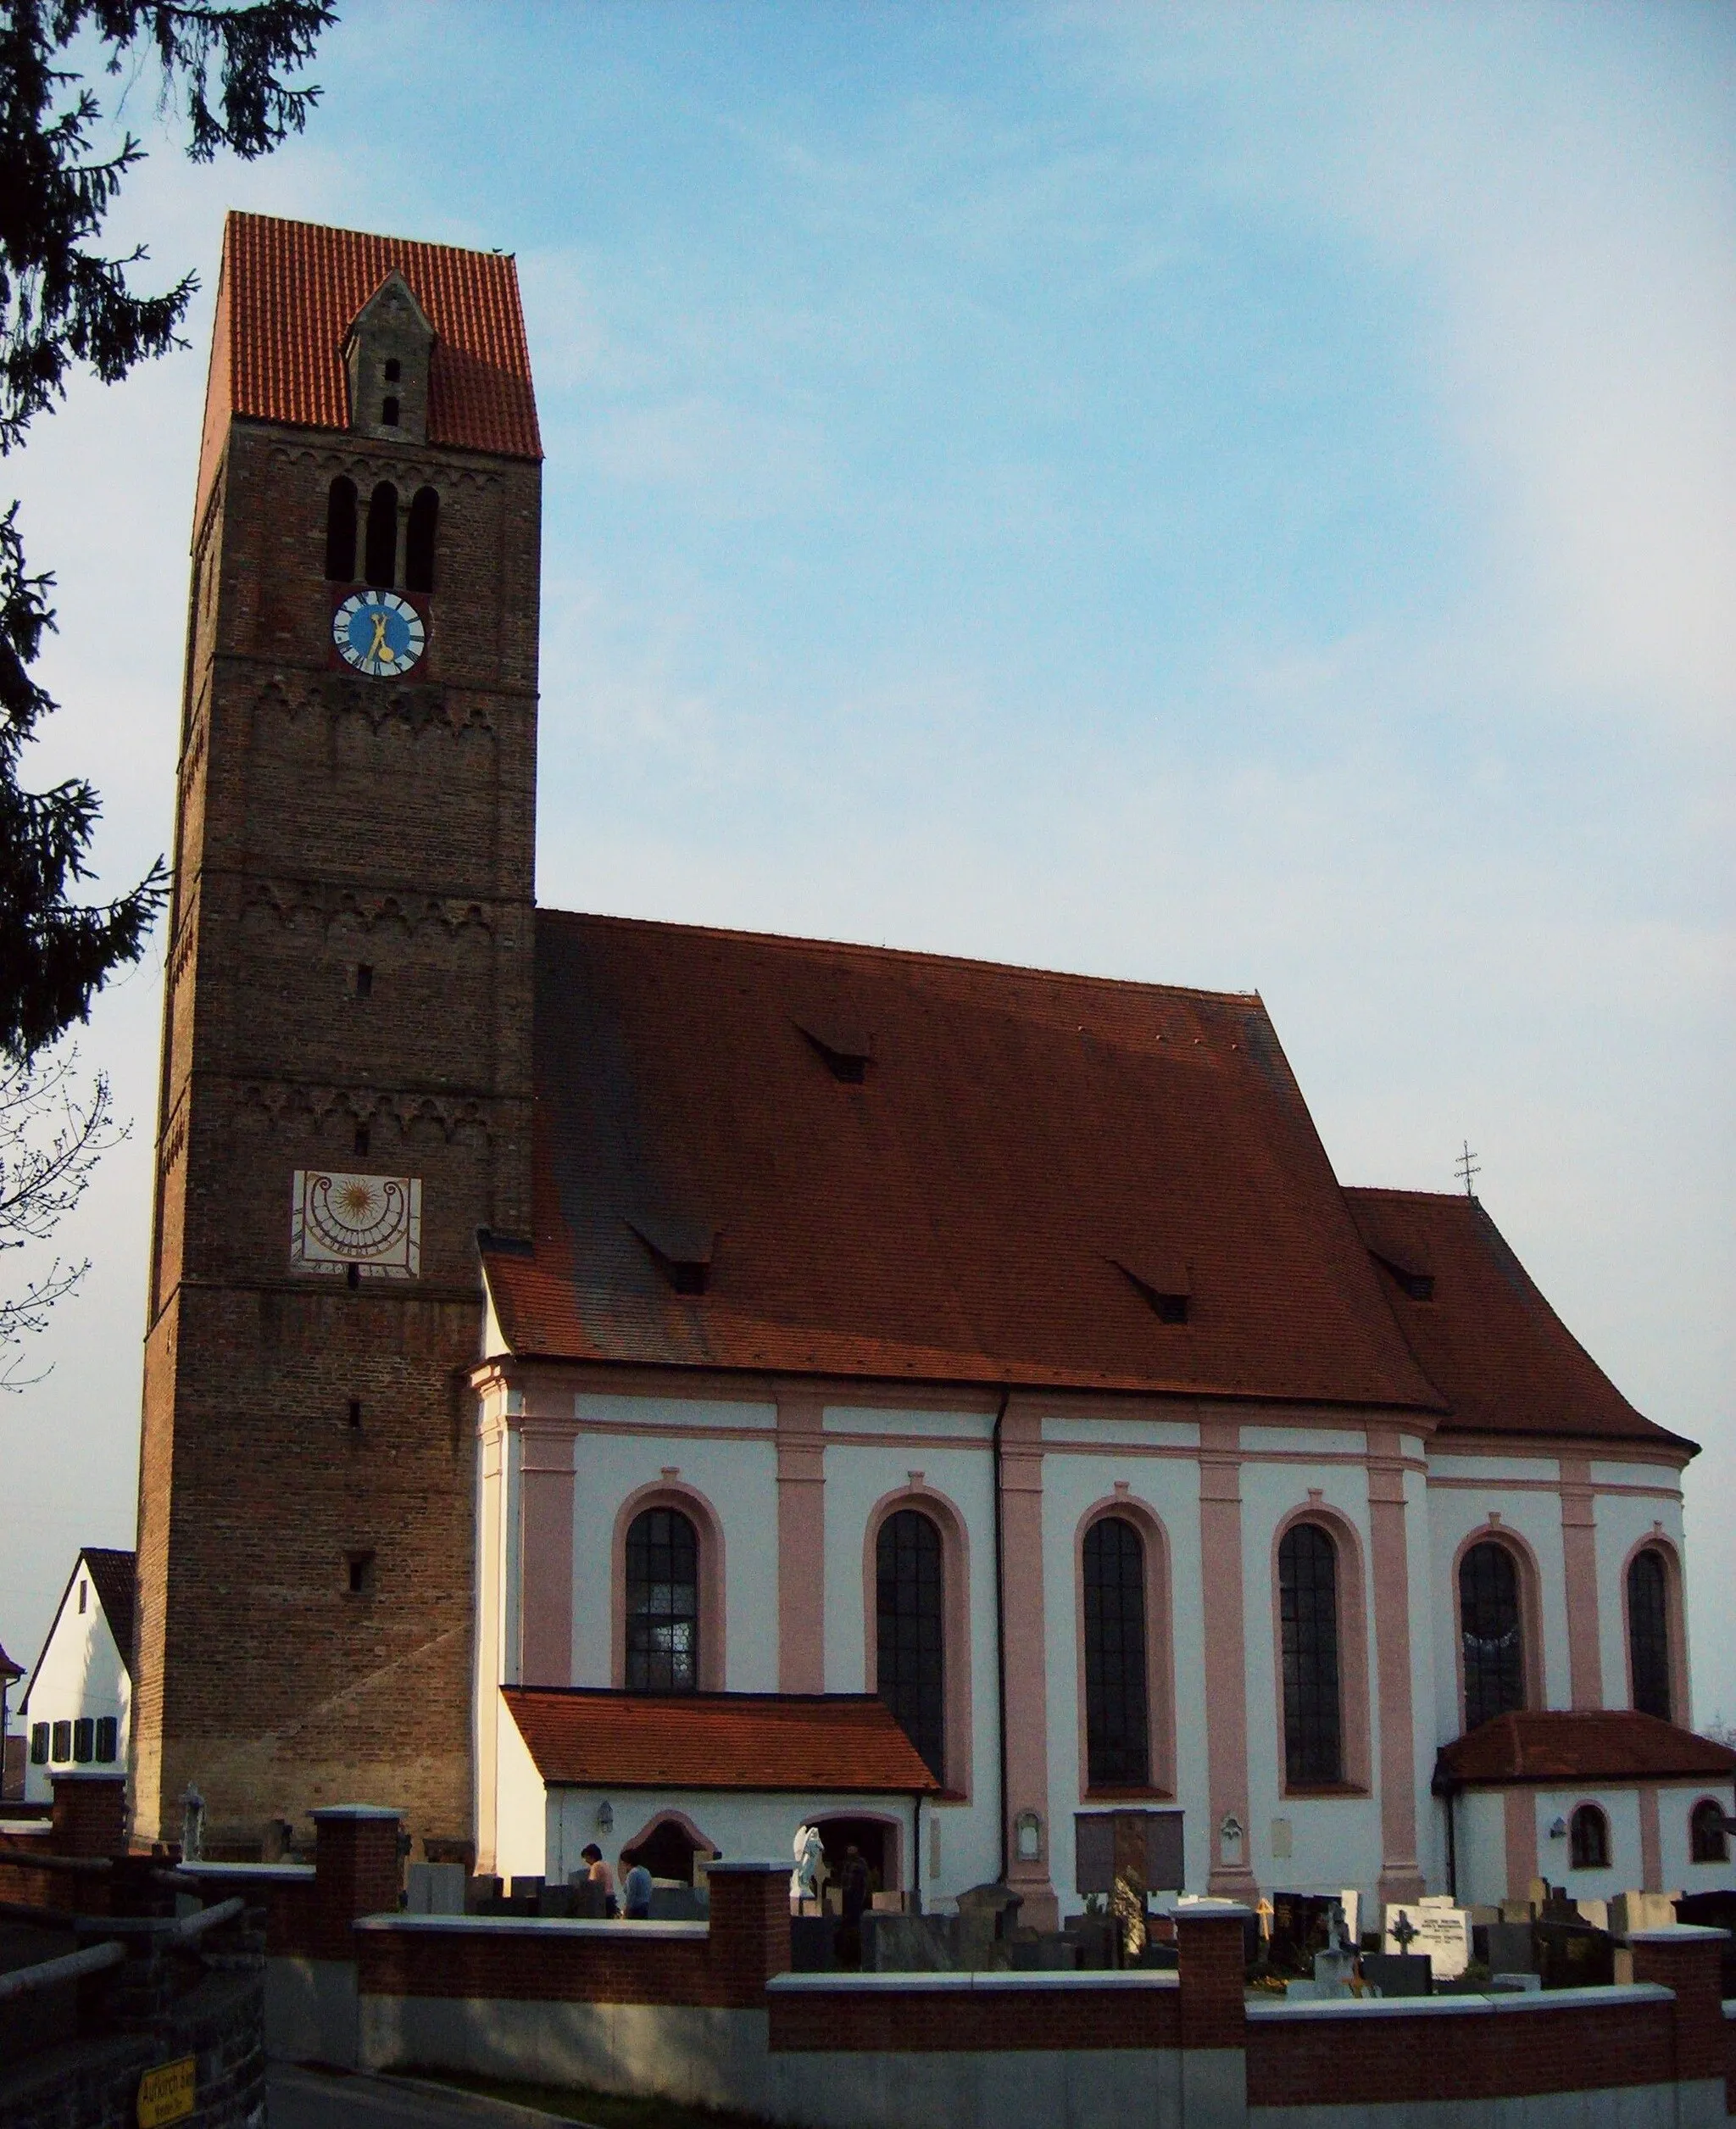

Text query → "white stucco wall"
[542,1787,920,1896]
[569,1398,779,1693]
[20,1561,131,1804]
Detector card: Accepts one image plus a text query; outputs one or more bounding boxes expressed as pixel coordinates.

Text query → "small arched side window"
[404,486,439,595]
[364,482,398,588]
[625,1506,698,1692]
[325,476,358,582]
[1690,1798,1729,1864]
[1627,1547,1672,1721]
[1568,1803,1610,1870]
[876,1508,944,1782]
[1278,1520,1342,1786]
[384,358,401,382]
[1460,1540,1525,1731]
[1083,1515,1149,1787]
[381,396,400,426]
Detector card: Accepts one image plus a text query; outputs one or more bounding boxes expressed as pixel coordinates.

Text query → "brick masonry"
[133,335,541,1853]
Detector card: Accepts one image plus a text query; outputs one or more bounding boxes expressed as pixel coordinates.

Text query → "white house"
[21,1549,134,1804]
[465,922,1735,1923]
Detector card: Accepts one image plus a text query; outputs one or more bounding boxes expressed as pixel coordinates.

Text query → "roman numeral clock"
[332,586,428,677]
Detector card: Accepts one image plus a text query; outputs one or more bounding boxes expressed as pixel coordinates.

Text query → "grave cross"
[1390,1909,1418,1954]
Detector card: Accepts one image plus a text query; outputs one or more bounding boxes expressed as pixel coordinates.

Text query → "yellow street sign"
[136,2056,196,2127]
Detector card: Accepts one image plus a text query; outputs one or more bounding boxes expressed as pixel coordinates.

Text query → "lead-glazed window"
[1627,1547,1672,1722]
[626,1507,698,1692]
[1279,1521,1343,1785]
[1460,1540,1525,1732]
[876,1508,944,1782]
[1084,1515,1149,1788]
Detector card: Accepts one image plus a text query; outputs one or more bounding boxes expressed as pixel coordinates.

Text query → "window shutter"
[73,1718,94,1764]
[96,1717,119,1764]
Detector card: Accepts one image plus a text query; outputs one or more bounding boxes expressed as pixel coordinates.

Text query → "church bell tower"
[132,215,540,1851]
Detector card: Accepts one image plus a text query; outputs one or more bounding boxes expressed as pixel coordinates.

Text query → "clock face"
[332,588,426,677]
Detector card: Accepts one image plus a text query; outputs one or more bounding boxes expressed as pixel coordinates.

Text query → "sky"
[3,3,1732,1729]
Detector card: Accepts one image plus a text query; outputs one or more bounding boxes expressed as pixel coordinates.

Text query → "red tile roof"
[483,915,1449,1408]
[1345,1190,1688,1451]
[502,1688,942,1793]
[198,212,539,507]
[1435,1711,1736,1789]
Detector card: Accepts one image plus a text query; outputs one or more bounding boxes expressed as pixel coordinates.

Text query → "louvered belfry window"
[1460,1541,1526,1732]
[626,1507,698,1692]
[1084,1516,1150,1787]
[1627,1547,1672,1721]
[1279,1522,1343,1785]
[876,1509,945,1782]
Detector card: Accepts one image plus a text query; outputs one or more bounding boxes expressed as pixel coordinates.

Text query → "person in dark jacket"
[837,1843,871,1969]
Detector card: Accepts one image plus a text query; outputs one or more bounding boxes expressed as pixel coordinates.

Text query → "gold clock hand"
[367,610,392,663]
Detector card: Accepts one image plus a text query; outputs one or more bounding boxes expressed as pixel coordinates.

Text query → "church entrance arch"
[620,1811,718,1887]
[814,1812,900,1896]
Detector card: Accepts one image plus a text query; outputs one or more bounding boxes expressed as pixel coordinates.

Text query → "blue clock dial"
[332,588,426,677]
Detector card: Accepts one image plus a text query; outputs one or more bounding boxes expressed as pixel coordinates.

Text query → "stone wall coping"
[1248,1982,1675,2022]
[766,1969,1182,1993]
[353,1913,710,1940]
[0,1820,53,1837]
[181,1860,316,1881]
[704,1860,792,1875]
[47,1770,126,1786]
[1625,1925,1731,1943]
[310,1805,404,1821]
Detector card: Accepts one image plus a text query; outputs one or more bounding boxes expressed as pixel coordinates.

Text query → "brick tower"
[132,215,540,1852]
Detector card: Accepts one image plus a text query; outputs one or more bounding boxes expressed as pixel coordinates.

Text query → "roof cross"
[1455,1140,1481,1199]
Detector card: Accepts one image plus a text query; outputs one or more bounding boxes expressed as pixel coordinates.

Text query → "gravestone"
[405,1861,465,1914]
[1383,1900,1470,1978]
[1360,1953,1430,1998]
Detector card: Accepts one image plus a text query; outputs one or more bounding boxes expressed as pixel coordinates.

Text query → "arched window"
[325,476,357,582]
[1569,1803,1610,1870]
[1083,1516,1149,1787]
[1460,1541,1525,1731]
[624,1506,698,1691]
[876,1509,944,1781]
[1278,1521,1342,1786]
[381,394,400,426]
[1627,1547,1672,1721]
[364,481,398,588]
[404,486,438,594]
[1690,1799,1729,1864]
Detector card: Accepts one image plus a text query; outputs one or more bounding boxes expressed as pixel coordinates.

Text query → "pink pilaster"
[519,1423,576,1686]
[1558,1457,1604,1711]
[1639,1782,1662,1892]
[1503,1786,1538,1902]
[776,1396,826,1692]
[1367,1429,1424,1901]
[999,1404,1056,1928]
[1199,1420,1257,1898]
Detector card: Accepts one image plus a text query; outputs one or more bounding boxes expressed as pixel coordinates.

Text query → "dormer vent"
[342,269,436,444]
[1111,1251,1192,1325]
[626,1212,715,1296]
[794,1012,873,1083]
[1372,1250,1434,1302]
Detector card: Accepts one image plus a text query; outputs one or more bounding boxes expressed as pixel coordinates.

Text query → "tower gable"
[344,270,436,443]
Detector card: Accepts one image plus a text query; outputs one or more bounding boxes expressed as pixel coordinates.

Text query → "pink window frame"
[1618,1533,1689,1727]
[1567,1799,1611,1870]
[863,1482,972,1801]
[611,1480,727,1693]
[1270,1502,1372,1797]
[1688,1795,1730,1865]
[1450,1520,1545,1734]
[1074,1493,1176,1800]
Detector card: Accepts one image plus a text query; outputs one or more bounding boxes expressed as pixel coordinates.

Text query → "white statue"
[791,1821,825,1905]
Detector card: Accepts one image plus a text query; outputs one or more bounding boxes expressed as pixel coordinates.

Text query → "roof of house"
[481,913,1452,1409]
[0,1641,22,1685]
[197,211,540,509]
[501,1687,943,1793]
[19,1548,136,1712]
[81,1552,136,1675]
[1434,1711,1736,1790]
[1344,1190,1689,1451]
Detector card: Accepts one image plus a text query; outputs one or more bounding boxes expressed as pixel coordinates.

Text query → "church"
[134,214,1735,1930]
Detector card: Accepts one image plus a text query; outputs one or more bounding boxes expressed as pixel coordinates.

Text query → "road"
[267,2065,588,2128]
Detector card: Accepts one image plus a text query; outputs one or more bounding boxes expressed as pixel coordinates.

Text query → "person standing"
[580,1842,618,1918]
[837,1842,871,1970]
[622,1858,654,1919]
